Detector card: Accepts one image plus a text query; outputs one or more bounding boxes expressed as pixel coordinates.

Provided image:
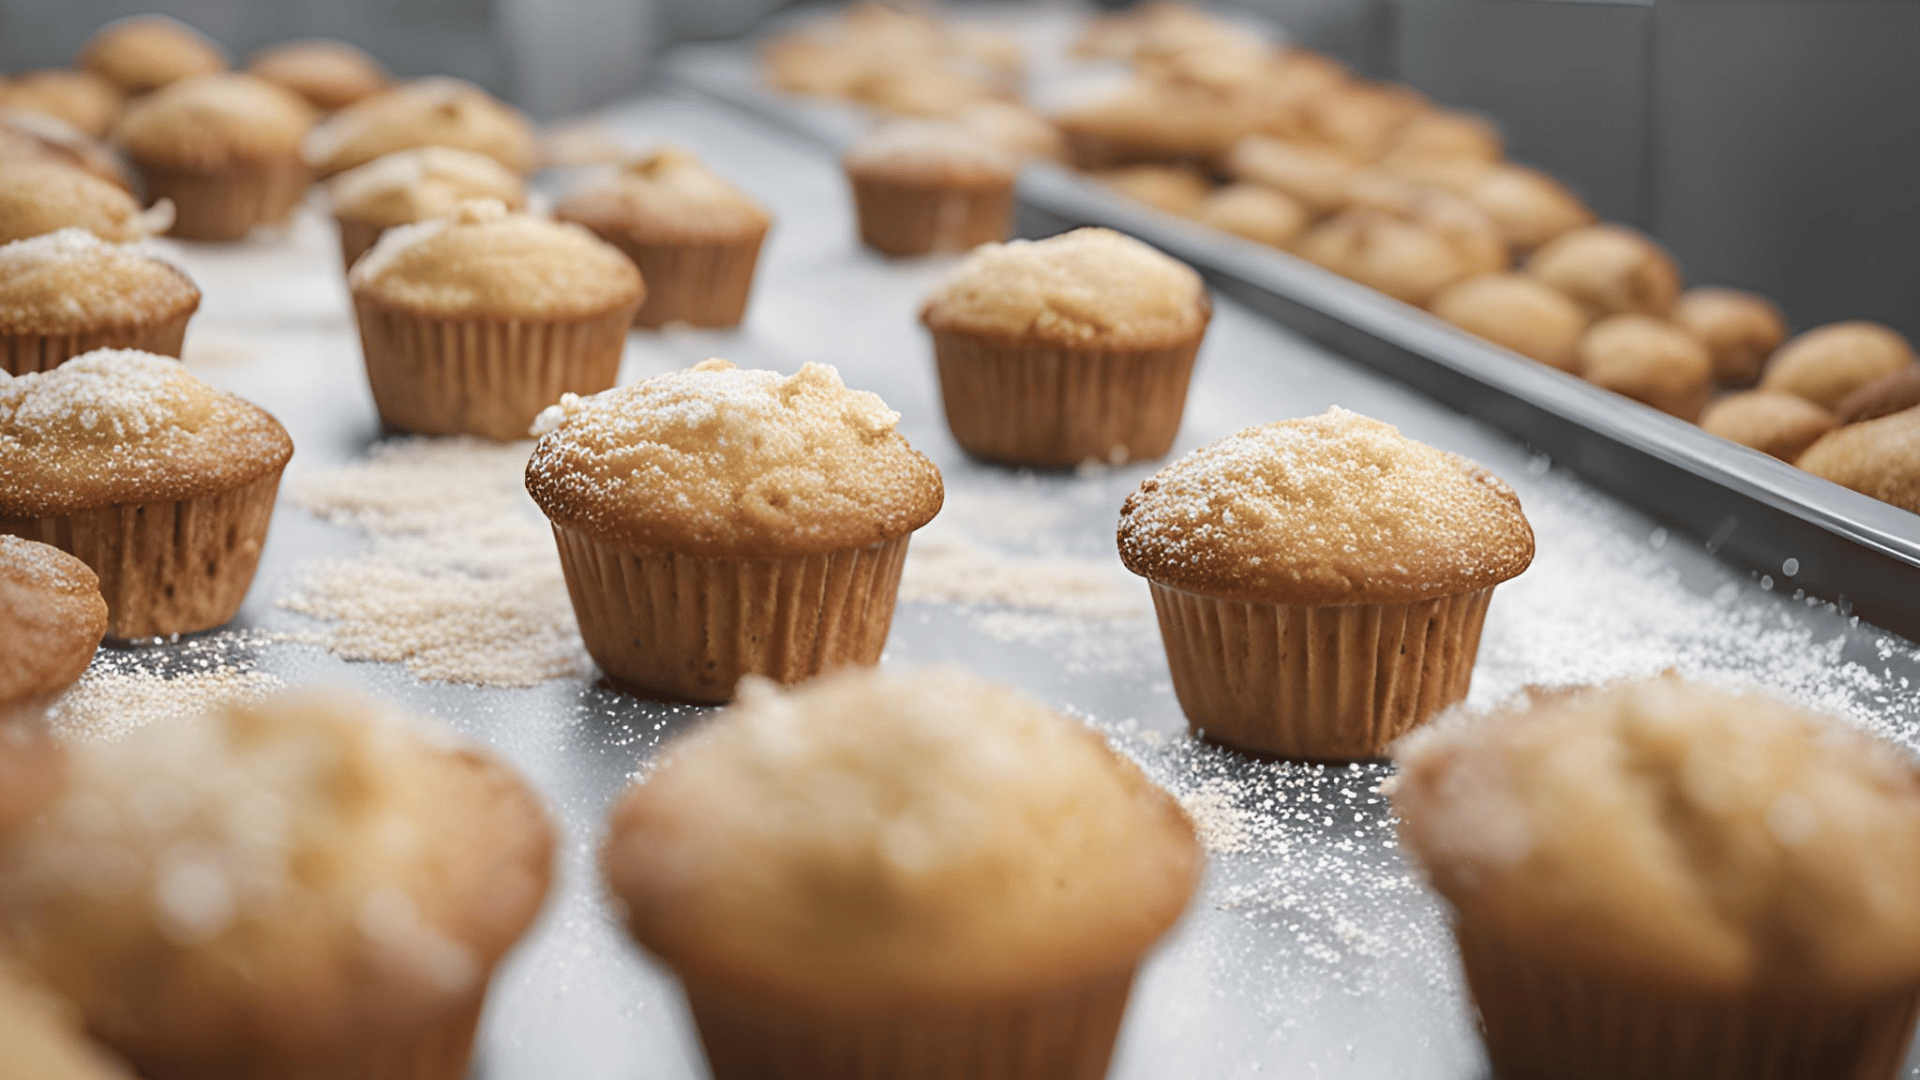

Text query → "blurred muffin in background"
[77,14,228,96]
[1381,109,1502,169]
[1098,164,1212,217]
[0,109,134,191]
[954,100,1064,161]
[1293,81,1425,164]
[328,145,526,270]
[1576,314,1712,420]
[1760,321,1916,411]
[0,228,200,375]
[1224,135,1358,216]
[0,535,106,840]
[248,39,391,113]
[1461,164,1592,254]
[0,160,167,245]
[1797,408,1920,512]
[0,71,124,140]
[1297,208,1481,307]
[1055,80,1268,169]
[843,120,1017,257]
[1526,224,1681,319]
[304,77,538,178]
[114,74,315,242]
[1835,367,1920,426]
[1430,272,1587,371]
[1672,287,1787,387]
[1699,390,1837,462]
[1196,183,1309,249]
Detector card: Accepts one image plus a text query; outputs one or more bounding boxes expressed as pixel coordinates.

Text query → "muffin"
[919,227,1211,466]
[0,349,293,639]
[1576,315,1712,420]
[601,666,1201,1080]
[1053,80,1266,169]
[0,71,124,140]
[0,689,554,1080]
[0,228,200,375]
[77,15,228,96]
[842,121,1017,258]
[327,145,527,270]
[1295,83,1425,164]
[557,147,773,329]
[303,77,539,179]
[1527,224,1681,319]
[1296,209,1481,307]
[1759,321,1916,411]
[1835,367,1920,426]
[0,536,106,837]
[1118,407,1534,759]
[1462,165,1593,253]
[954,100,1064,161]
[1098,164,1213,218]
[247,39,391,112]
[0,160,165,245]
[114,74,316,242]
[524,360,943,701]
[0,968,134,1080]
[0,109,136,192]
[1223,135,1359,216]
[1430,272,1588,371]
[1699,390,1837,462]
[1671,287,1787,386]
[1797,408,1920,513]
[1382,109,1502,167]
[348,199,643,440]
[1196,183,1309,249]
[1393,676,1920,1080]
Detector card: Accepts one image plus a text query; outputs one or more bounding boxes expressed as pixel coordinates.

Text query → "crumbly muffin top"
[556,147,771,243]
[603,666,1200,1000]
[526,359,943,558]
[348,199,642,320]
[328,146,526,229]
[1394,677,1920,997]
[0,690,553,1059]
[0,536,106,714]
[303,77,538,177]
[919,227,1208,349]
[1525,224,1681,319]
[0,71,124,141]
[1797,407,1920,513]
[248,39,390,113]
[115,74,316,171]
[0,161,153,245]
[0,229,200,335]
[842,120,1018,186]
[0,350,293,517]
[1760,321,1916,412]
[77,15,228,96]
[1118,407,1534,605]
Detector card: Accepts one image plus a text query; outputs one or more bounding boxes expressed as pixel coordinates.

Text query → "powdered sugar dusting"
[0,228,197,333]
[48,633,282,744]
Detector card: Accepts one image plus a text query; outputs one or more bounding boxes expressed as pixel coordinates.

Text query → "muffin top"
[247,39,391,113]
[556,147,771,244]
[1296,208,1480,307]
[0,71,124,140]
[1464,164,1593,252]
[0,229,199,335]
[0,109,134,192]
[919,227,1208,350]
[0,349,293,517]
[526,359,943,558]
[953,100,1063,160]
[114,73,316,171]
[1525,224,1681,319]
[0,690,554,1061]
[349,199,643,320]
[1099,163,1212,217]
[603,666,1200,1001]
[77,15,228,96]
[1224,135,1360,216]
[0,161,156,245]
[1577,315,1711,400]
[0,535,106,715]
[1196,182,1309,249]
[842,120,1018,187]
[1118,407,1534,605]
[1797,407,1920,514]
[1760,321,1916,412]
[303,77,539,178]
[328,146,526,229]
[0,969,133,1080]
[1394,677,1920,997]
[1430,272,1587,372]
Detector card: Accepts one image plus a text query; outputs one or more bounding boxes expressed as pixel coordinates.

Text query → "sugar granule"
[49,634,282,744]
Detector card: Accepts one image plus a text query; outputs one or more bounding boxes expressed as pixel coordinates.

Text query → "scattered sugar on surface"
[49,633,282,743]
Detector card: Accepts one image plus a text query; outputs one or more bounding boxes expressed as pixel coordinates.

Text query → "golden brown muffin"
[557,147,772,330]
[77,15,228,96]
[953,100,1064,161]
[348,199,643,440]
[1699,390,1837,461]
[525,360,942,701]
[327,145,527,270]
[1797,407,1920,513]
[1393,676,1920,1080]
[919,227,1211,466]
[1294,82,1425,164]
[0,160,164,245]
[1296,208,1481,307]
[0,689,554,1080]
[303,77,538,179]
[842,120,1017,258]
[1576,314,1712,420]
[1759,321,1916,411]
[114,74,315,242]
[0,71,124,141]
[1464,164,1593,253]
[0,228,200,375]
[844,64,1008,121]
[1382,109,1502,167]
[1052,79,1267,169]
[247,39,390,112]
[1119,407,1533,760]
[0,967,134,1080]
[1835,366,1920,426]
[1097,163,1213,217]
[1196,182,1309,248]
[602,666,1200,1080]
[1671,287,1787,386]
[1526,224,1681,319]
[1430,272,1588,371]
[0,349,293,639]
[0,108,134,192]
[1223,134,1358,215]
[0,536,105,837]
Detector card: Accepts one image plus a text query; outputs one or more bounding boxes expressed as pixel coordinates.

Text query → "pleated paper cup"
[131,990,487,1080]
[1145,583,1493,760]
[1,309,192,376]
[334,214,387,272]
[595,231,767,330]
[850,176,1014,258]
[135,155,311,242]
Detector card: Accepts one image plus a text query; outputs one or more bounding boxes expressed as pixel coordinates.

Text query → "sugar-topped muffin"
[526,359,942,701]
[1430,272,1587,371]
[0,968,133,1080]
[0,536,105,837]
[1394,676,1920,1080]
[1760,321,1916,411]
[0,160,164,245]
[247,39,390,112]
[602,666,1199,1080]
[0,71,124,141]
[1118,407,1533,759]
[1797,407,1920,513]
[0,689,553,1080]
[1671,287,1786,386]
[114,73,315,242]
[0,349,293,639]
[0,228,200,375]
[303,77,538,179]
[77,15,228,96]
[842,120,1018,257]
[327,145,527,269]
[1699,390,1836,462]
[1576,314,1712,420]
[1526,224,1681,319]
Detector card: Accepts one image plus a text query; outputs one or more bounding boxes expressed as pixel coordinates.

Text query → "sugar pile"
[49,633,282,744]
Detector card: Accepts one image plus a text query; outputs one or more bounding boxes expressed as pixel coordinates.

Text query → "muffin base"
[600,231,766,330]
[850,176,1013,257]
[133,991,485,1080]
[1457,923,1920,1080]
[137,155,312,242]
[929,325,1204,467]
[0,310,193,375]
[1145,583,1493,760]
[335,215,386,271]
[550,524,911,703]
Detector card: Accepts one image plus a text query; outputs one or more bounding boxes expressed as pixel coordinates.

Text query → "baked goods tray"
[115,91,1920,1080]
[662,33,1920,644]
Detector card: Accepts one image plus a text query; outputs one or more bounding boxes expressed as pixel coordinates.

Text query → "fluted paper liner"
[850,176,1013,257]
[1,310,192,376]
[598,232,766,329]
[1146,584,1493,760]
[1456,922,1920,1080]
[551,524,911,702]
[335,215,386,272]
[138,156,311,242]
[134,988,487,1080]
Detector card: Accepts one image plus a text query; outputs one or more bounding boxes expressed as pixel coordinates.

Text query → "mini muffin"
[114,74,316,242]
[1797,408,1920,513]
[1382,109,1502,167]
[327,145,527,270]
[1759,321,1916,411]
[524,360,943,701]
[1465,165,1593,253]
[1671,287,1787,386]
[1429,272,1588,371]
[0,228,200,375]
[1052,80,1265,169]
[954,100,1064,161]
[557,147,773,330]
[348,199,643,440]
[1526,224,1681,319]
[919,227,1211,466]
[0,536,106,837]
[1835,366,1920,425]
[842,121,1017,258]
[1196,183,1309,249]
[1699,390,1837,462]
[1295,83,1425,164]
[0,968,134,1080]
[1098,164,1213,218]
[0,689,554,1080]
[0,349,293,639]
[247,39,391,112]
[1296,209,1480,307]
[0,160,164,245]
[1393,676,1920,1080]
[1118,407,1534,759]
[1223,135,1359,216]
[77,15,228,96]
[0,108,134,193]
[602,666,1200,1080]
[303,77,539,179]
[1576,315,1712,421]
[0,71,125,140]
